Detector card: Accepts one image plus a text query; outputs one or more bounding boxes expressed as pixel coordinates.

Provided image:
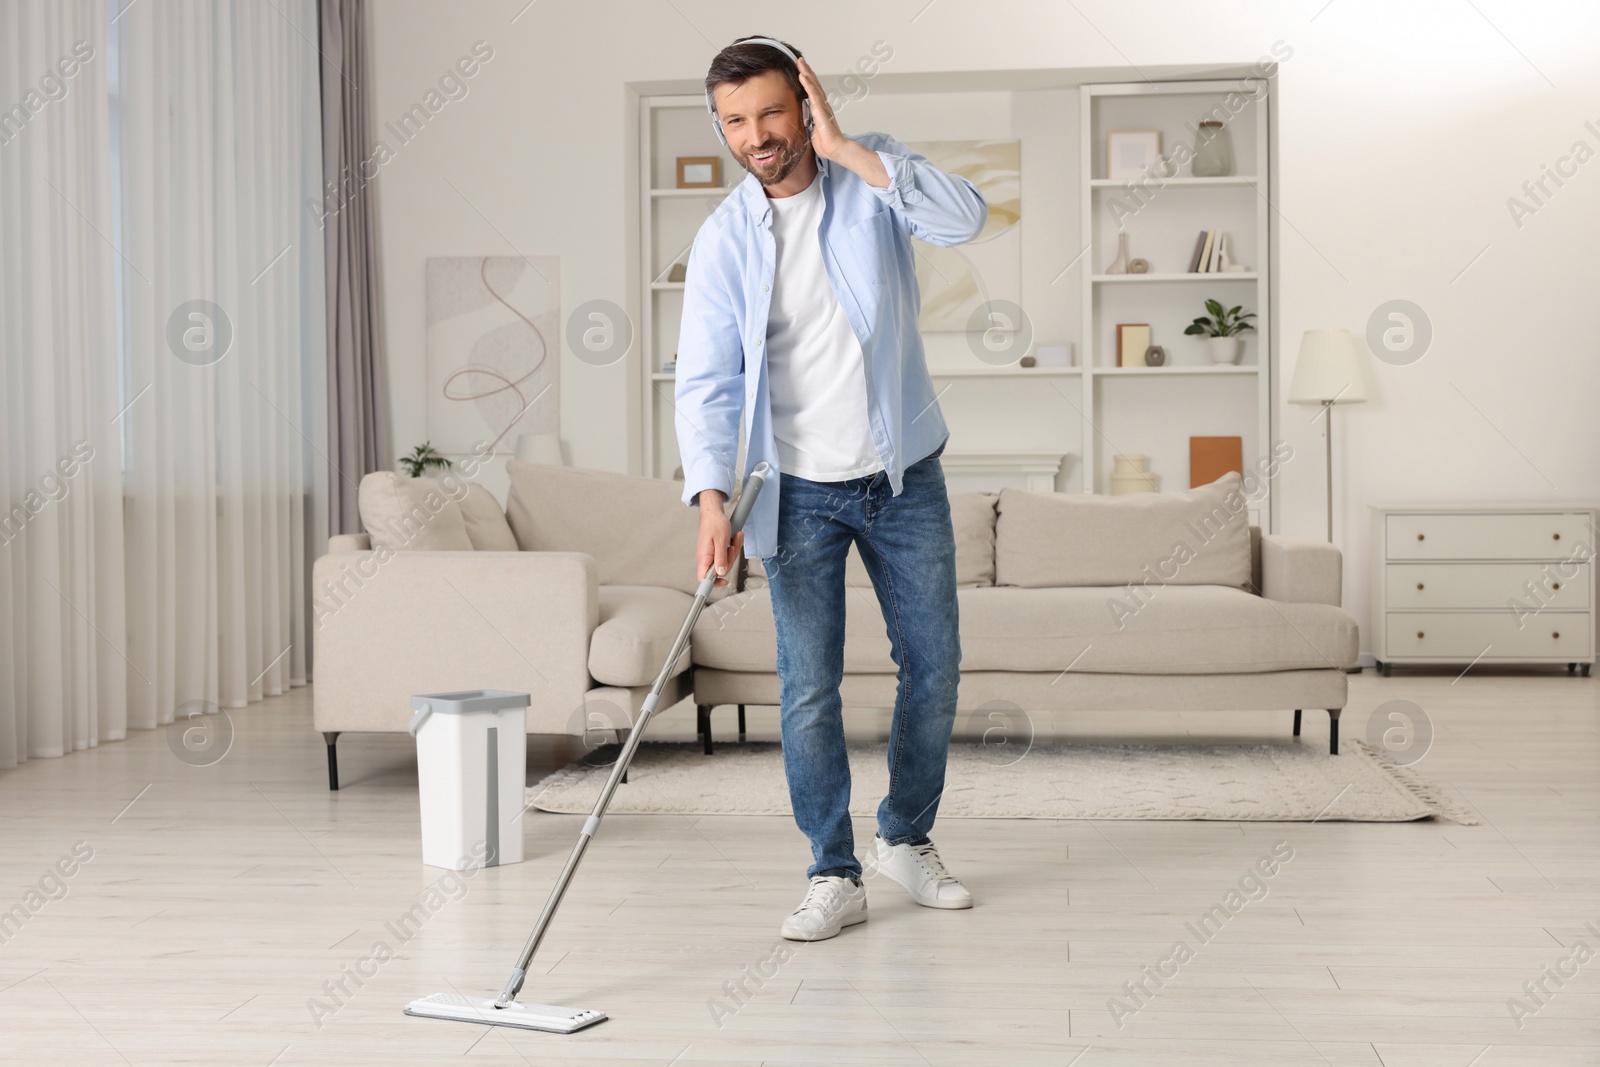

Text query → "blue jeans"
[761,442,962,881]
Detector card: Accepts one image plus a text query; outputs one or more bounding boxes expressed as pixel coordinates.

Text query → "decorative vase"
[1208,336,1244,364]
[1110,454,1158,495]
[1191,120,1234,177]
[1105,232,1130,274]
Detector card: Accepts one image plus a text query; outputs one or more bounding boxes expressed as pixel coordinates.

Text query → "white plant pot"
[1208,336,1244,364]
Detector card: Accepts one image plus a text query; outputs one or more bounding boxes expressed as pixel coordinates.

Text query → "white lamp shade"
[1288,328,1368,405]
[514,433,565,465]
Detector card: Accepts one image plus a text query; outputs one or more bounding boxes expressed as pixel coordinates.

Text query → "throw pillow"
[357,471,473,551]
[994,471,1252,589]
[505,461,731,600]
[456,482,519,551]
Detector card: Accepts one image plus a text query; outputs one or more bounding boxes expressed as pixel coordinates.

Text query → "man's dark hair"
[704,35,806,116]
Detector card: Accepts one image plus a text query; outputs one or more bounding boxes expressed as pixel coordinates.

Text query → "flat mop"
[406,462,771,1034]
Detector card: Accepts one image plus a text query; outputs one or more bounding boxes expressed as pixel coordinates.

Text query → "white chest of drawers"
[1369,504,1598,677]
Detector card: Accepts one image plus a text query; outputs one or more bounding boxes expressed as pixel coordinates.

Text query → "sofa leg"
[323,732,341,791]
[697,704,713,756]
[738,703,746,738]
[1293,709,1302,737]
[1327,709,1341,755]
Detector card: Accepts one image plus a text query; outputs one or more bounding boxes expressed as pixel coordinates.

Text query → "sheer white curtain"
[0,0,324,769]
[0,1,128,766]
[115,0,323,725]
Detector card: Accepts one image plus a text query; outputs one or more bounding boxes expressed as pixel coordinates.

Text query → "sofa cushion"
[589,585,694,687]
[692,586,898,673]
[457,483,519,551]
[955,585,1358,674]
[952,490,1000,586]
[692,583,1357,676]
[505,461,732,601]
[995,472,1252,590]
[742,489,999,590]
[357,472,473,551]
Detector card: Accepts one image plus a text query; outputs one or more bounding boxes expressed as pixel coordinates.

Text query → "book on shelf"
[1191,229,1215,273]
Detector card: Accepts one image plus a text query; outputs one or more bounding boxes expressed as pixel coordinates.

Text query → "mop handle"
[729,462,770,532]
[701,462,770,581]
[493,462,770,1009]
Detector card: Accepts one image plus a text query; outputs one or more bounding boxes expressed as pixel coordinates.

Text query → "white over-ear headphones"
[706,37,813,149]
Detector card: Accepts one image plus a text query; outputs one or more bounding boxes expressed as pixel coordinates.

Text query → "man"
[675,35,988,941]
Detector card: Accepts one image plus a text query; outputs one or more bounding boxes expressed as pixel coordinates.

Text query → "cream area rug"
[528,740,1478,824]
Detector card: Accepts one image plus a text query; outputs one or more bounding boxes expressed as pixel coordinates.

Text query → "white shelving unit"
[635,94,738,481]
[631,71,1276,527]
[1079,80,1273,524]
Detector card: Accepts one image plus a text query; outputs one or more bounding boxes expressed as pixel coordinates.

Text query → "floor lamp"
[1287,328,1368,542]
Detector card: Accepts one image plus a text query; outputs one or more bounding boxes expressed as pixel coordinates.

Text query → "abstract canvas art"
[425,255,560,456]
[903,140,1021,332]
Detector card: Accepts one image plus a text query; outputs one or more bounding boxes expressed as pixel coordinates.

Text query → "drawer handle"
[1554,533,1561,541]
[1416,582,1424,590]
[1553,582,1561,590]
[1417,631,1425,639]
[1554,631,1561,639]
[1417,533,1425,541]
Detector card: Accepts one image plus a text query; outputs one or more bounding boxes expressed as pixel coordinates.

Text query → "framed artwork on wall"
[1106,129,1161,179]
[425,255,560,458]
[676,156,721,188]
[902,139,1022,332]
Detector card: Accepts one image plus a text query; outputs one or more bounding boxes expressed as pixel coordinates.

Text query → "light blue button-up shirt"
[674,131,989,560]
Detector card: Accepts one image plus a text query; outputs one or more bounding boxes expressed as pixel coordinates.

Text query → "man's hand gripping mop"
[405,462,771,1034]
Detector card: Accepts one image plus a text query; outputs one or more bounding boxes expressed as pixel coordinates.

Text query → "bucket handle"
[407,703,432,737]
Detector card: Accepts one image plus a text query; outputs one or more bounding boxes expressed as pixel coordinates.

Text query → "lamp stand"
[1321,399,1333,543]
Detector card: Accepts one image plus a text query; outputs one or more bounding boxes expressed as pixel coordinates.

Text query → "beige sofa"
[692,470,1360,756]
[311,463,723,788]
[311,464,1359,789]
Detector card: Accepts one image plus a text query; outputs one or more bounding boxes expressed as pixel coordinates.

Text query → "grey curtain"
[318,0,390,536]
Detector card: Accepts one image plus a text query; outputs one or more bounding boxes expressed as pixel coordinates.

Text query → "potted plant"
[1183,299,1256,364]
[399,441,453,479]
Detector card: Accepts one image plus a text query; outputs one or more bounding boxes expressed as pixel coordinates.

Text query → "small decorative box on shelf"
[1369,503,1598,677]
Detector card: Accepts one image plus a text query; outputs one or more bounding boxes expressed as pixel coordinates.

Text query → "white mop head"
[404,992,606,1034]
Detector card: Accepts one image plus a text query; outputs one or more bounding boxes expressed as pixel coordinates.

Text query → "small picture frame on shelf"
[1116,324,1151,367]
[1106,130,1161,180]
[676,156,721,188]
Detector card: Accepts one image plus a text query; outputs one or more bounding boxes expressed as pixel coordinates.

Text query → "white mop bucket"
[408,690,529,871]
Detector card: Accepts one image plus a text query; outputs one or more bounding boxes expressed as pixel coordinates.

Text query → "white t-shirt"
[764,172,884,481]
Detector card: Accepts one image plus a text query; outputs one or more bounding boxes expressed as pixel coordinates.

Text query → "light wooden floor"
[2,668,1597,1066]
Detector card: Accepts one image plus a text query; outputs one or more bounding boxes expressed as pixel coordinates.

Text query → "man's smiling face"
[713,69,810,186]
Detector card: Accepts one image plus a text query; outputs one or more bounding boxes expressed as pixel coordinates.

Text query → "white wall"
[367,0,1600,660]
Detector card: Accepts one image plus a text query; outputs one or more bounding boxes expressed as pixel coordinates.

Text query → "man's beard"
[738,131,809,186]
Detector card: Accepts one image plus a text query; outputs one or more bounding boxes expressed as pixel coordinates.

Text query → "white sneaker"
[780,875,868,941]
[868,836,973,909]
